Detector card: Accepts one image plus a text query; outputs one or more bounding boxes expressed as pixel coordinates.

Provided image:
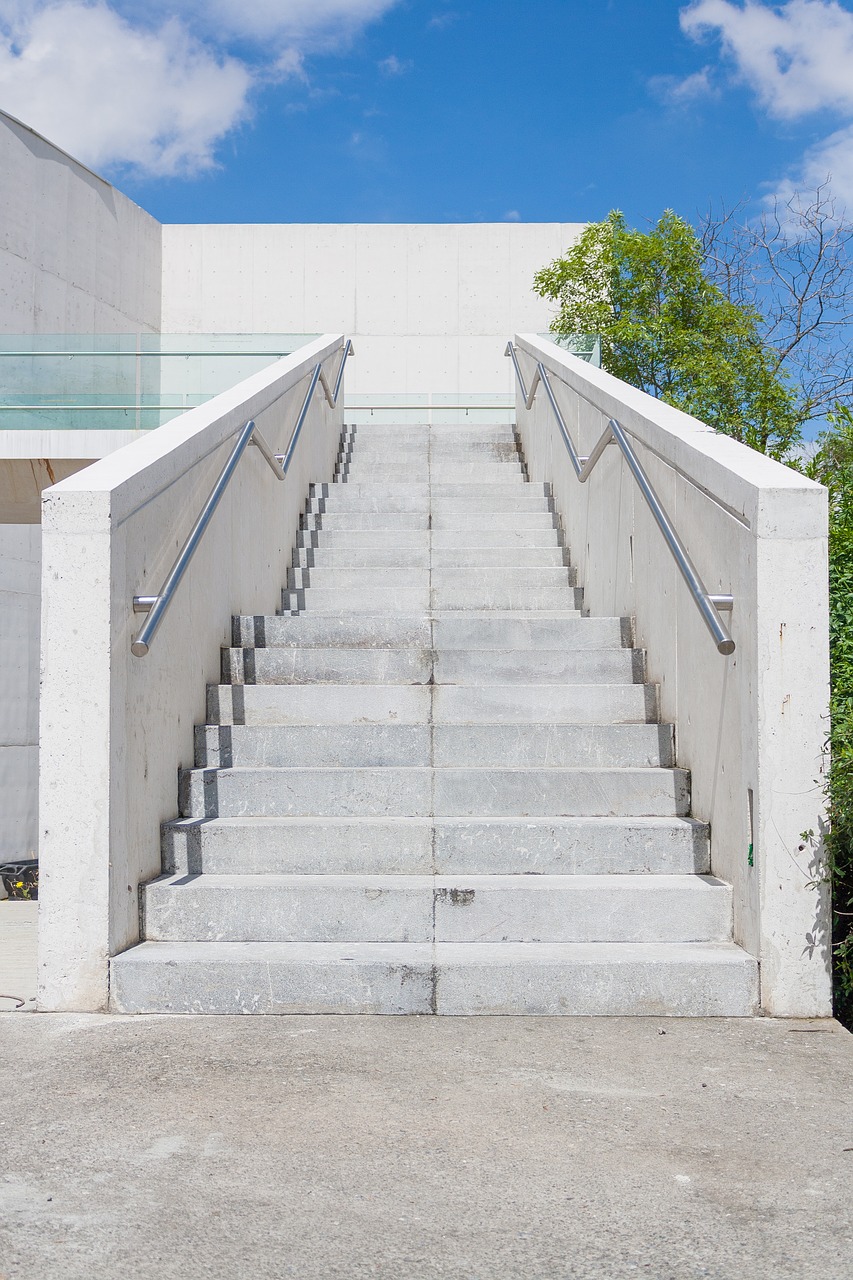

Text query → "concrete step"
[429,529,562,548]
[208,683,431,725]
[433,649,644,684]
[429,512,558,530]
[281,588,430,614]
[429,547,568,568]
[285,567,430,592]
[231,613,432,649]
[222,647,433,686]
[293,547,431,568]
[141,873,732,945]
[110,940,758,1016]
[178,765,690,818]
[302,513,430,530]
[296,530,432,549]
[432,615,625,649]
[193,723,674,769]
[222,644,641,685]
[162,815,710,877]
[206,682,654,727]
[339,465,525,481]
[432,684,657,723]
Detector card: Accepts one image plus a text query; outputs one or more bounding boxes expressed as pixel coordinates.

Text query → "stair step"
[194,723,674,769]
[208,683,431,725]
[162,815,710,876]
[231,614,432,649]
[141,873,732,945]
[110,941,758,1016]
[178,766,691,819]
[206,682,656,726]
[222,647,432,686]
[433,649,644,684]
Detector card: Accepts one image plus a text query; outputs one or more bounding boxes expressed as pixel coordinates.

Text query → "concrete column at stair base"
[513,333,832,1017]
[37,337,344,1011]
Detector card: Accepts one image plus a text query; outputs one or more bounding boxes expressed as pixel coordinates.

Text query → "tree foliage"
[533,209,800,459]
[804,405,853,1024]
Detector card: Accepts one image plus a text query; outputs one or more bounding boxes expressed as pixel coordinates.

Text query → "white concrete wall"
[38,335,345,1010]
[160,223,582,395]
[0,109,161,335]
[0,524,40,859]
[513,334,831,1017]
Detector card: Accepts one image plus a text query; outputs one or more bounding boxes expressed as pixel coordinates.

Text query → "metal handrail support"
[506,341,735,656]
[131,339,353,657]
[275,339,354,475]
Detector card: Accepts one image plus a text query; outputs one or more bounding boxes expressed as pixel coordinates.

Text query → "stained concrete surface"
[1,1013,851,1280]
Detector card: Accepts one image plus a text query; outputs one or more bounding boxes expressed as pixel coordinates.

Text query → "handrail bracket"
[506,340,735,656]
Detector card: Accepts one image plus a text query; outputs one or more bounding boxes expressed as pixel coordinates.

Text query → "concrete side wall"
[514,334,831,1017]
[38,336,344,1010]
[0,110,162,335]
[160,223,582,394]
[0,525,40,859]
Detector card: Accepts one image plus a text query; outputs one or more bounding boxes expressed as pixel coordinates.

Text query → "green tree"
[805,405,853,1024]
[533,209,800,459]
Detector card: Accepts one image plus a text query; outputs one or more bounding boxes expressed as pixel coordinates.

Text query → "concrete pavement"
[1,1009,851,1280]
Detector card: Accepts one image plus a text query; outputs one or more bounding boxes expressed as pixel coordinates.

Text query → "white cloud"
[649,65,716,104]
[114,0,400,49]
[681,0,853,118]
[0,2,251,175]
[503,209,521,221]
[0,0,402,178]
[378,54,412,75]
[680,0,853,208]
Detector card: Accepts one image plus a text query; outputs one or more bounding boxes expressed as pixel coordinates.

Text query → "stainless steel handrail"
[506,341,735,656]
[131,340,353,657]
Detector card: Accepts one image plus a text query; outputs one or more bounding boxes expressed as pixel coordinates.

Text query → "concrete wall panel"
[160,222,584,393]
[0,109,162,336]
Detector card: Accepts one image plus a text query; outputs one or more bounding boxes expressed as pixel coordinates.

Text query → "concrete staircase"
[111,420,759,1015]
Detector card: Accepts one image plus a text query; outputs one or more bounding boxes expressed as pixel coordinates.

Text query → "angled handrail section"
[506,341,735,656]
[131,339,353,657]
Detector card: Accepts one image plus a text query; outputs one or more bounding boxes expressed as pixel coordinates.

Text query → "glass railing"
[536,333,602,366]
[0,334,319,430]
[344,393,515,426]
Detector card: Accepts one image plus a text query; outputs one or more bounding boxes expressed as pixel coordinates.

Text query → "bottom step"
[111,941,758,1016]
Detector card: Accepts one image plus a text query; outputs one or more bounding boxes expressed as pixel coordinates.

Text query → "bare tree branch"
[699,183,853,423]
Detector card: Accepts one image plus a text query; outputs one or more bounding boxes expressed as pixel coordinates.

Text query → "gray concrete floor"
[1,1008,852,1280]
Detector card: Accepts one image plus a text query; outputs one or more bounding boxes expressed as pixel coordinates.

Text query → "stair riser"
[162,816,710,877]
[207,683,656,726]
[178,767,691,819]
[222,647,639,685]
[110,944,758,1016]
[231,615,432,649]
[193,724,675,769]
[208,684,431,725]
[432,616,630,649]
[222,648,433,686]
[284,566,577,590]
[142,877,732,945]
[433,684,657,724]
[280,587,583,613]
[291,547,568,569]
[231,614,625,650]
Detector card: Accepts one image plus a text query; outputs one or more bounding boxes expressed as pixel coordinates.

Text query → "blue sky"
[2,0,853,228]
[1,1,850,230]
